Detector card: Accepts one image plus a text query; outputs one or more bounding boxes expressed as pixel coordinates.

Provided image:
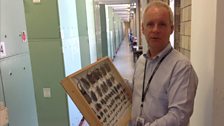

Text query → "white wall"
[169,0,174,47]
[191,0,223,126]
[86,0,97,63]
[141,0,148,53]
[213,0,224,125]
[58,0,82,125]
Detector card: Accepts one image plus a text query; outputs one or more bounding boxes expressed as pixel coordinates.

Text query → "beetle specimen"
[91,70,100,81]
[86,72,96,84]
[100,66,107,76]
[80,78,90,89]
[101,82,108,94]
[95,103,102,111]
[104,63,111,72]
[110,75,115,83]
[95,68,103,78]
[90,90,98,102]
[96,85,103,97]
[106,79,113,87]
[78,83,92,104]
[100,99,106,105]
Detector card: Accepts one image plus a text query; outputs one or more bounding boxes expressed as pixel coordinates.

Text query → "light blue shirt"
[131,44,198,126]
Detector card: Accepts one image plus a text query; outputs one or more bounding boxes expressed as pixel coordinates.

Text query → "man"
[131,1,198,126]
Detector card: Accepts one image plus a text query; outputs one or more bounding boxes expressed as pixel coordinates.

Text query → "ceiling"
[98,0,133,22]
[98,0,130,5]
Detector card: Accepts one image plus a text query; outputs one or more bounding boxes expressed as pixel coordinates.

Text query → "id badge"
[136,116,144,126]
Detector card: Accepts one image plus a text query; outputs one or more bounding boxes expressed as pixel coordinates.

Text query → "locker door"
[0,54,38,126]
[0,0,29,58]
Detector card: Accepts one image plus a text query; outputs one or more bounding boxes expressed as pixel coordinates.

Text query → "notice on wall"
[0,42,6,58]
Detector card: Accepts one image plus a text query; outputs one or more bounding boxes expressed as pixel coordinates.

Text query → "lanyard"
[140,48,173,116]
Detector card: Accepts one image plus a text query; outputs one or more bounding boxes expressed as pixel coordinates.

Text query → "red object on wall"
[22,31,27,42]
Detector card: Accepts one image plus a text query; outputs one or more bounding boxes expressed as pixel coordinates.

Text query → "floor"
[113,37,135,84]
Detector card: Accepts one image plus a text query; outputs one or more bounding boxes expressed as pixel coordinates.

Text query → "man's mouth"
[151,37,160,40]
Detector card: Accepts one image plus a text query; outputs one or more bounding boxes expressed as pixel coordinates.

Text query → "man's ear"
[142,23,145,35]
[170,25,174,34]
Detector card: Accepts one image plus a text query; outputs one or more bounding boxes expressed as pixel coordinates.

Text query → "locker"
[0,0,29,58]
[0,54,38,126]
[0,0,39,125]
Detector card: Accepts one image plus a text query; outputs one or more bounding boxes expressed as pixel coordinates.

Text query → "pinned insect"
[97,114,101,120]
[99,111,104,117]
[96,86,103,97]
[83,92,92,104]
[100,66,107,76]
[113,86,119,93]
[114,94,120,101]
[95,68,103,78]
[116,83,122,90]
[110,75,115,83]
[91,70,100,81]
[104,63,111,72]
[95,103,102,111]
[103,108,108,113]
[101,82,108,94]
[106,79,113,87]
[80,78,90,89]
[86,72,96,84]
[90,90,98,102]
[77,82,92,104]
[103,117,107,123]
[100,99,106,105]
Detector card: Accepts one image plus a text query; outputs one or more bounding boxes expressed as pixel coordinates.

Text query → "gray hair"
[143,1,174,25]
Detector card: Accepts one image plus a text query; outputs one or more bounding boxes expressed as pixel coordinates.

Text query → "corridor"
[113,38,135,84]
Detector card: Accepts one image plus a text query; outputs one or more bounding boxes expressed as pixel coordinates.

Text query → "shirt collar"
[143,43,172,61]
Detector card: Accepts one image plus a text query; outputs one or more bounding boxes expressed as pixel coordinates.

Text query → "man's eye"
[159,23,167,26]
[146,23,153,27]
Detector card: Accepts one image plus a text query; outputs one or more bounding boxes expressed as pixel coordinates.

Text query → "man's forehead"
[144,7,169,19]
[146,6,168,14]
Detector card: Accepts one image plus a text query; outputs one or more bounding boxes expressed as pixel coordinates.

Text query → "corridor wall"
[106,6,115,58]
[105,5,124,59]
[23,0,69,126]
[76,0,91,67]
[191,0,224,125]
[24,0,98,125]
[93,1,103,58]
[86,0,97,63]
[100,4,109,57]
[58,0,82,125]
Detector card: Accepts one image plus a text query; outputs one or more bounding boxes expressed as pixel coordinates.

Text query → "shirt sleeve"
[149,62,198,126]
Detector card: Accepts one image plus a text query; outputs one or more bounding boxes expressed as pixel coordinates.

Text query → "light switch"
[43,88,51,98]
[33,0,40,3]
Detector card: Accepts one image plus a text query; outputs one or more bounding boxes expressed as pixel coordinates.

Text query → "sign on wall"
[0,42,6,58]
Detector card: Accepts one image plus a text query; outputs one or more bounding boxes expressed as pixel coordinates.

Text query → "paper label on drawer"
[0,106,9,126]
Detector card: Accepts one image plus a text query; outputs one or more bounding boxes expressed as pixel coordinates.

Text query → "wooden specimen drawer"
[61,57,132,126]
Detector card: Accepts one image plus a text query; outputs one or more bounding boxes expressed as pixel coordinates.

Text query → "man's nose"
[152,24,159,32]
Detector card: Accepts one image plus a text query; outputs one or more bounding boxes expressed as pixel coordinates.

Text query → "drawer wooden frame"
[61,57,132,126]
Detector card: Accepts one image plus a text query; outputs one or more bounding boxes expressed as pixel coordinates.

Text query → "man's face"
[142,6,173,51]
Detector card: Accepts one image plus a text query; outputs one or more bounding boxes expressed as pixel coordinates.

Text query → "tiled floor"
[113,38,134,83]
